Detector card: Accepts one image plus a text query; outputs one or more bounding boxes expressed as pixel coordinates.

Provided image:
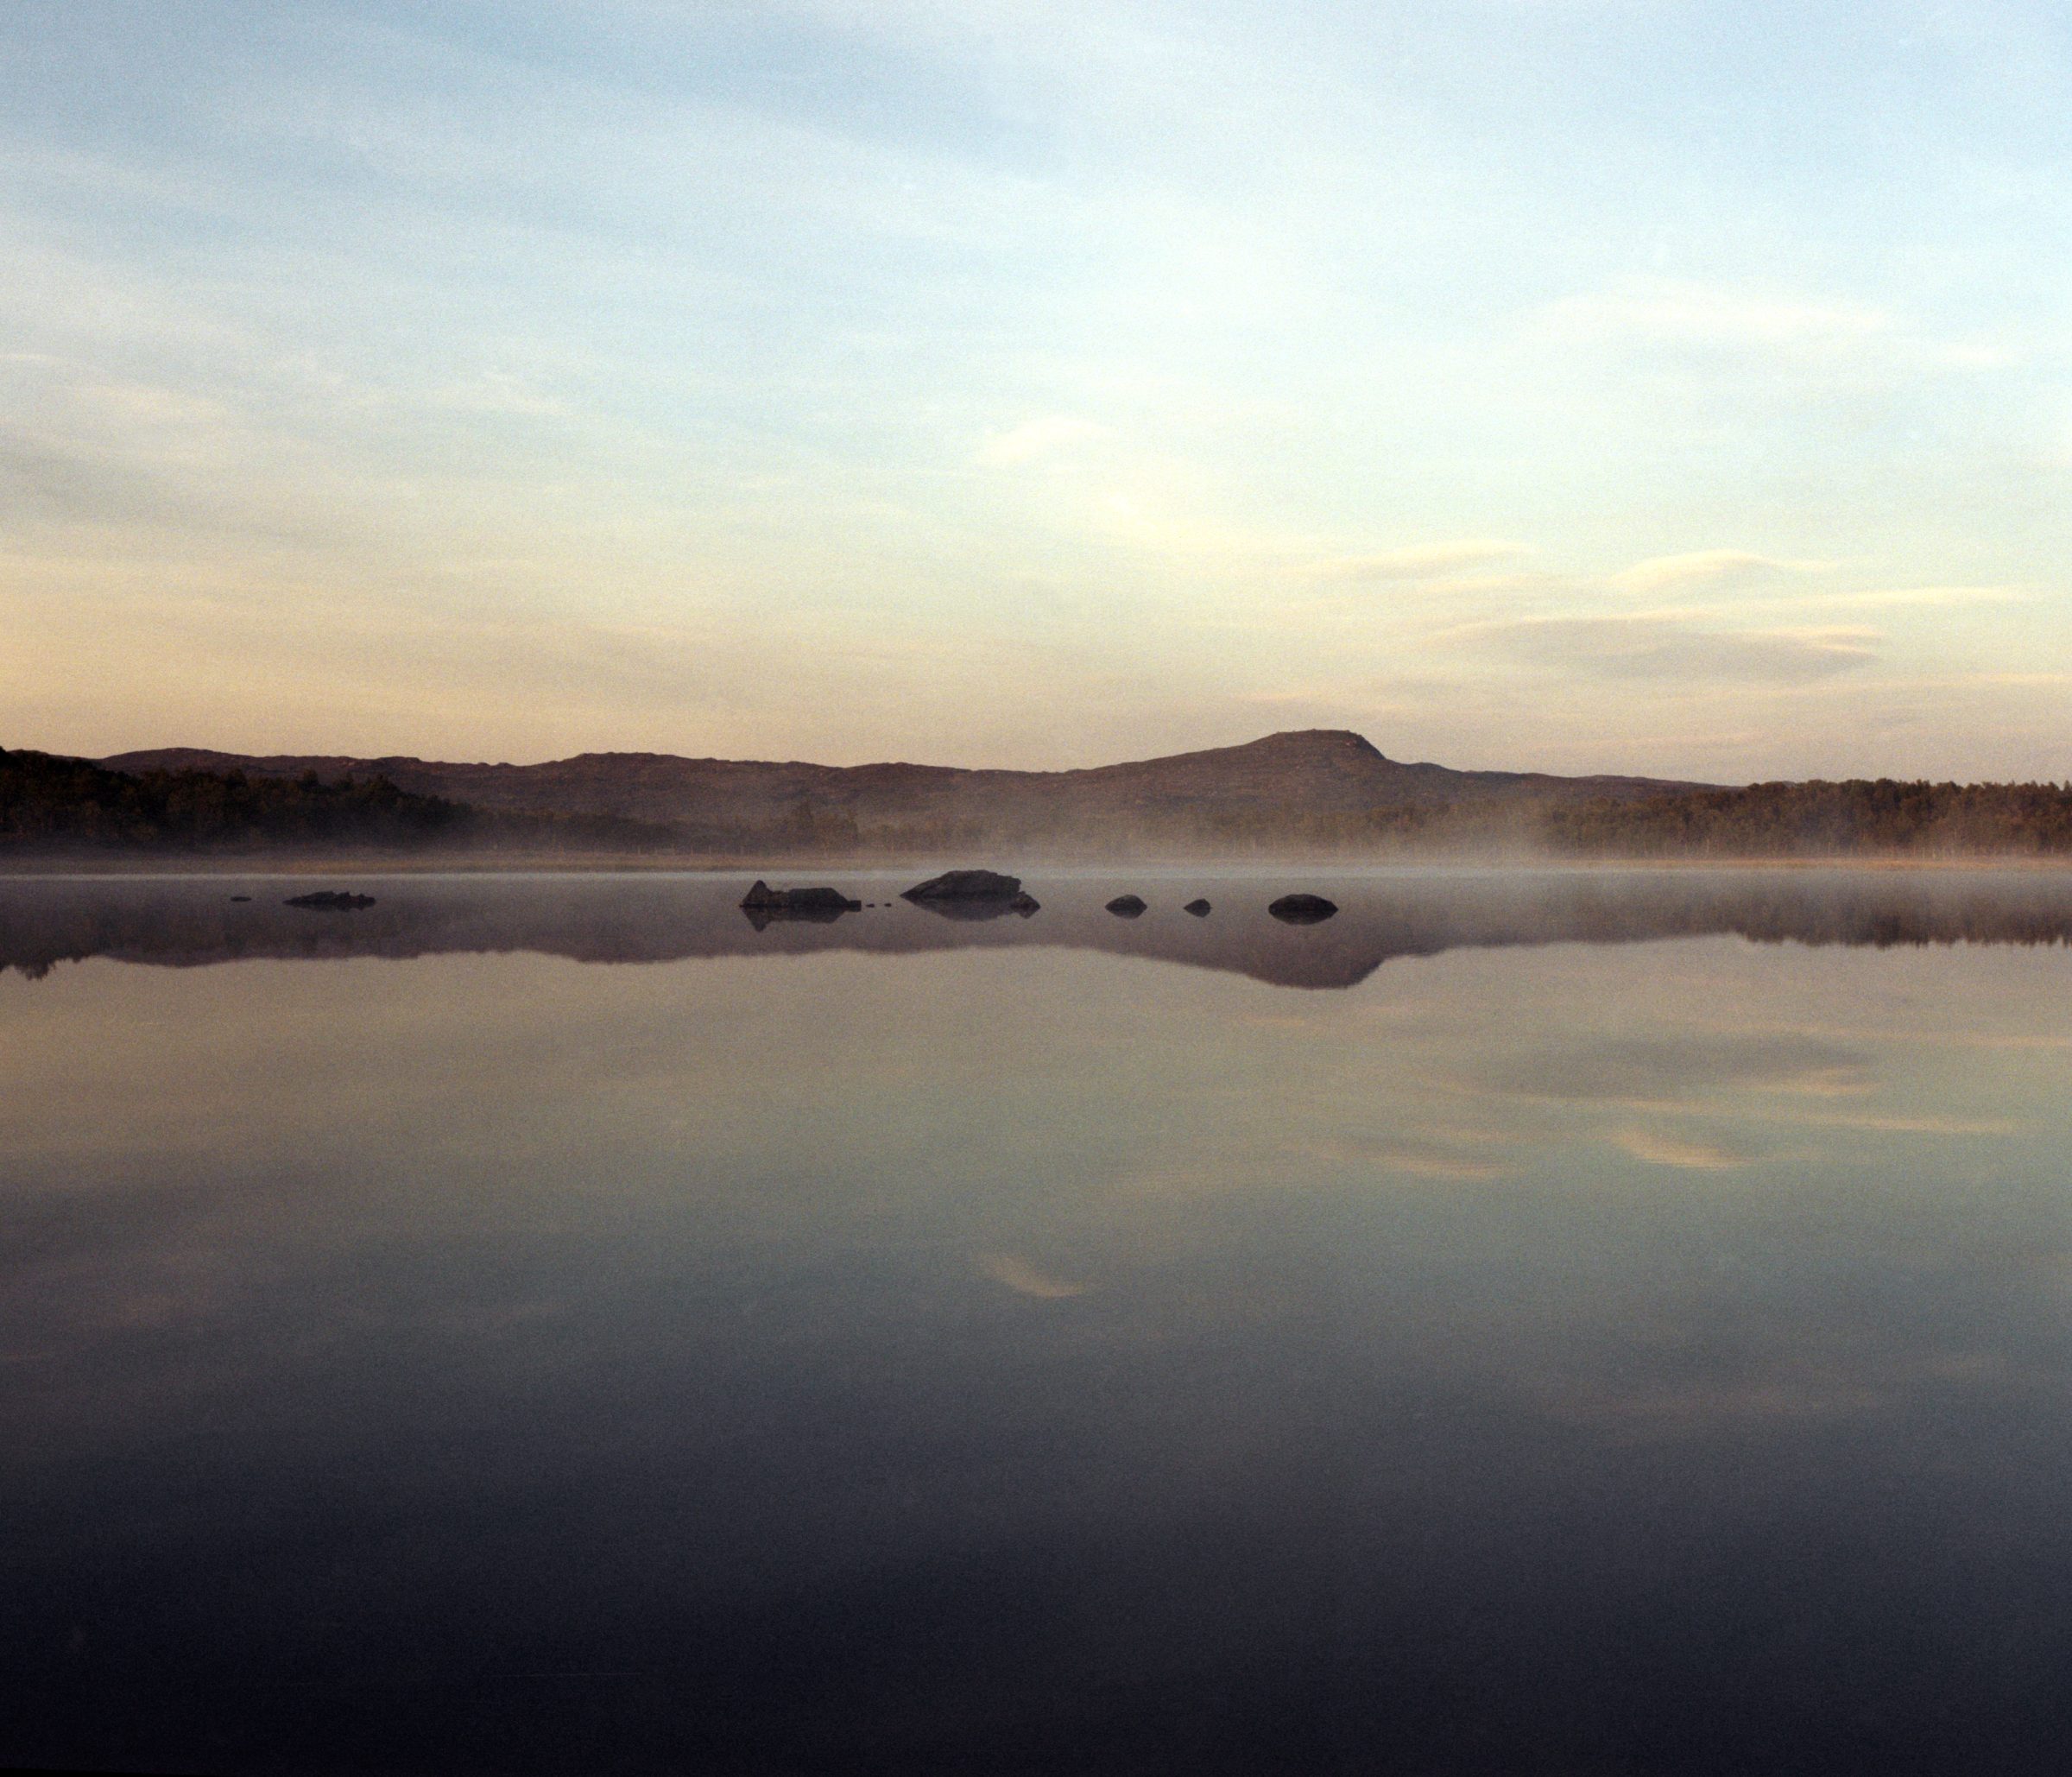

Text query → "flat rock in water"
[1268,893,1338,924]
[1184,898,1212,917]
[1105,895,1147,917]
[901,870,1024,902]
[739,880,862,913]
[1008,892,1040,917]
[285,891,376,911]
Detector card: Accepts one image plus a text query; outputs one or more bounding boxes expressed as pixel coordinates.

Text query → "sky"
[3,0,2069,780]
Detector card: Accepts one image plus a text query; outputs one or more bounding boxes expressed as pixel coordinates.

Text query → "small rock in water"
[1008,892,1041,917]
[229,895,252,902]
[285,890,376,911]
[1183,898,1211,917]
[1268,893,1337,924]
[739,880,862,913]
[1105,895,1147,917]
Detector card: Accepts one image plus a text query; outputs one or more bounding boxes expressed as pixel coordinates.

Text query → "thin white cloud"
[1612,550,1831,595]
[1811,585,2031,610]
[1445,612,1879,683]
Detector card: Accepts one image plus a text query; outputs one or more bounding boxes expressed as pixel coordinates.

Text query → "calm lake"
[6,868,2072,1774]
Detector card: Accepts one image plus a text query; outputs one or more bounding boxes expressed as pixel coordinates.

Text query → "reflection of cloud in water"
[1463,1033,1871,1107]
[1613,1128,1753,1169]
[1777,1111,2020,1136]
[1294,1138,1512,1180]
[977,1253,1090,1299]
[1765,1066,1876,1097]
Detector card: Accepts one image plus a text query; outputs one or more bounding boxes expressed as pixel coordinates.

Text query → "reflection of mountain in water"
[6,870,2072,990]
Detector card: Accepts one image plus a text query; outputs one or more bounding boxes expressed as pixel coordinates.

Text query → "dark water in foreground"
[5,868,2072,1775]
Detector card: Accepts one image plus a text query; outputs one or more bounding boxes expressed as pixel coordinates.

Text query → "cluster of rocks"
[284,890,377,911]
[1105,890,1337,923]
[739,870,1338,926]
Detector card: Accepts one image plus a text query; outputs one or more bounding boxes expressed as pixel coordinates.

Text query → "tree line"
[1540,778,2072,858]
[0,749,674,854]
[8,746,2072,858]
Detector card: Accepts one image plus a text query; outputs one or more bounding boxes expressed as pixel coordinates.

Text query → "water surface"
[5,869,2072,1774]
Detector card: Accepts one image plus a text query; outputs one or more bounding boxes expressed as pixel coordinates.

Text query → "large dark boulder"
[1184,898,1212,917]
[1268,893,1338,924]
[740,881,862,913]
[901,870,1024,902]
[1105,895,1147,917]
[284,890,376,911]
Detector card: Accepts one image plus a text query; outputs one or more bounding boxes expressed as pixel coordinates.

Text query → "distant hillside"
[100,730,1699,855]
[0,748,673,857]
[0,749,472,852]
[9,729,2068,858]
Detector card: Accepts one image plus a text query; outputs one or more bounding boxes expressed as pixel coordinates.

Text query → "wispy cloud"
[1809,585,2031,610]
[1612,550,1831,595]
[1613,1129,1752,1170]
[1445,613,1879,683]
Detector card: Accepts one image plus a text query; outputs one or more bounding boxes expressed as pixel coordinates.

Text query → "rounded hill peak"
[1244,729,1388,761]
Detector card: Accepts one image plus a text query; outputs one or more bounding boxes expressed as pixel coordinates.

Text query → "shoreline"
[9,852,2072,878]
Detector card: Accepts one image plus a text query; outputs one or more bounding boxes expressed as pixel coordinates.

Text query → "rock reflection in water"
[740,903,852,930]
[5,867,2072,990]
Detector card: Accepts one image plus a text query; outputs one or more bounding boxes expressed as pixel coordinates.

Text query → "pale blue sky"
[3,0,2069,776]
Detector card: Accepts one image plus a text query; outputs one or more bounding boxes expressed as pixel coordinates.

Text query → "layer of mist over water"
[5,870,2072,1774]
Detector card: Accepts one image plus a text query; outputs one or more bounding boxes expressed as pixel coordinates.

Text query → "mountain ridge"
[11,730,2070,857]
[98,729,1705,838]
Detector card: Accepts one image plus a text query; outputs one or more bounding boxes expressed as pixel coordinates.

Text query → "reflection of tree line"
[7,873,2072,990]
